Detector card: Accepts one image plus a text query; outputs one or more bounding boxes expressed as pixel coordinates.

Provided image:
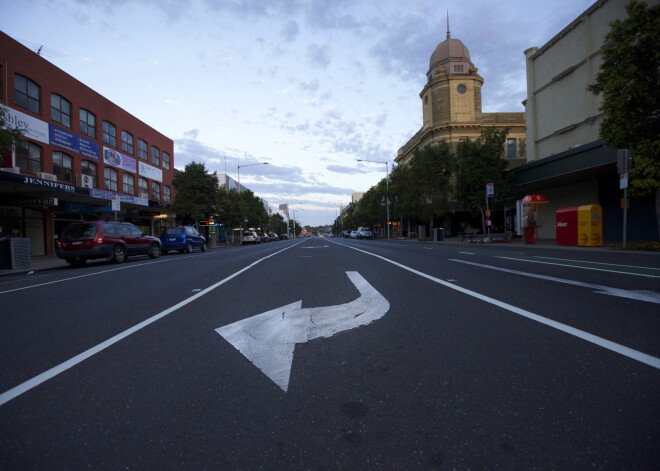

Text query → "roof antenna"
[446,11,450,40]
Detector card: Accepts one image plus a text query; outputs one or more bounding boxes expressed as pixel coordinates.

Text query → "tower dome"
[428,29,476,78]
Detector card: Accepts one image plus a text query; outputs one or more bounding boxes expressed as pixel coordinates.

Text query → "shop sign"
[90,188,148,207]
[50,126,100,160]
[6,107,99,159]
[8,198,59,207]
[103,147,137,172]
[22,176,76,192]
[139,161,163,183]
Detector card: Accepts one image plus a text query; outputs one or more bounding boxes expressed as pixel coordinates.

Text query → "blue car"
[160,226,207,254]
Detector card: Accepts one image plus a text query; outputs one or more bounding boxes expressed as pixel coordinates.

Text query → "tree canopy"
[0,106,25,156]
[587,0,660,196]
[170,162,219,226]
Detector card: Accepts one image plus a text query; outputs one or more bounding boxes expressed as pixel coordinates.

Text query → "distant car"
[259,233,269,243]
[357,228,373,239]
[279,233,289,240]
[268,233,279,242]
[241,231,259,244]
[56,221,161,266]
[350,230,358,238]
[160,226,207,254]
[342,230,351,238]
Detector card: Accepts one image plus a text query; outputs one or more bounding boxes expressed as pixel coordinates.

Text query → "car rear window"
[163,227,186,236]
[62,223,97,241]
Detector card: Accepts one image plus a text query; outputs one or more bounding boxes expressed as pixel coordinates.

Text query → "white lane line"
[496,256,660,278]
[328,239,660,370]
[0,239,306,407]
[534,256,660,271]
[459,252,475,255]
[450,259,660,304]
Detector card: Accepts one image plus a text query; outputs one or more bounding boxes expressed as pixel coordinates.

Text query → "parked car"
[279,233,289,240]
[268,233,279,242]
[342,230,351,238]
[350,230,358,238]
[357,228,374,239]
[56,221,161,266]
[259,233,270,243]
[160,226,207,254]
[241,231,259,244]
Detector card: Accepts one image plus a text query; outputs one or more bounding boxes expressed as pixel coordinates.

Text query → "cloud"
[327,165,368,175]
[281,19,299,42]
[307,43,332,69]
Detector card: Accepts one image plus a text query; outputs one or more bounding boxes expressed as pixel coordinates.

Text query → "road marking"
[496,256,660,278]
[329,240,660,370]
[450,259,660,304]
[534,256,660,271]
[0,239,307,407]
[301,245,329,249]
[216,271,389,392]
[459,252,475,255]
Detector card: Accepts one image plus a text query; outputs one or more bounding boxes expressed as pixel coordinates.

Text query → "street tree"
[409,142,454,229]
[0,105,25,156]
[170,162,219,227]
[454,128,513,232]
[587,0,660,197]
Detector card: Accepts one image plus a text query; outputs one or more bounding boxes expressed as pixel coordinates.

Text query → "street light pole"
[237,162,268,244]
[357,159,390,239]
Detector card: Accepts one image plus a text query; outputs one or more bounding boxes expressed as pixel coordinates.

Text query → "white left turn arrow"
[216,271,390,392]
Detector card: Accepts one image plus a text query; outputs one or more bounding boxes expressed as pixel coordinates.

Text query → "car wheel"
[111,245,126,264]
[149,243,161,259]
[201,243,207,252]
[185,242,193,254]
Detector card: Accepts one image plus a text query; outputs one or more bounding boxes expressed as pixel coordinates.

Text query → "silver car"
[241,231,259,245]
[357,228,373,239]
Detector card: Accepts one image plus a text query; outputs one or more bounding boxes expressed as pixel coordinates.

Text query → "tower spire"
[446,11,450,39]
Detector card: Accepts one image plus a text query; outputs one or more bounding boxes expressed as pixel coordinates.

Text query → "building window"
[151,182,161,201]
[151,146,160,166]
[104,167,118,191]
[162,151,170,170]
[457,84,467,94]
[16,140,42,174]
[138,139,148,160]
[454,65,465,73]
[163,185,171,203]
[14,74,40,114]
[122,131,134,154]
[80,109,96,138]
[81,160,97,178]
[53,151,73,182]
[138,178,148,198]
[151,182,160,201]
[507,138,517,158]
[51,94,71,127]
[103,121,117,147]
[123,173,135,195]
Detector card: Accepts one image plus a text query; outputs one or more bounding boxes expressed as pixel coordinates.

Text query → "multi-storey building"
[0,32,175,256]
[515,0,657,242]
[396,28,526,167]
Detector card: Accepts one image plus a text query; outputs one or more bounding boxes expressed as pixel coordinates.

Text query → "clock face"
[457,84,467,94]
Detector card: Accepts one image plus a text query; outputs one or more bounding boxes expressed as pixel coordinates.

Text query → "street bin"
[0,238,31,269]
[433,228,444,241]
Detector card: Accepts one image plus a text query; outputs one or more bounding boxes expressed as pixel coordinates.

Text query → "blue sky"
[1,0,595,226]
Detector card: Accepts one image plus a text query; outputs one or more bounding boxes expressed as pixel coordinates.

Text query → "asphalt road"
[1,238,659,470]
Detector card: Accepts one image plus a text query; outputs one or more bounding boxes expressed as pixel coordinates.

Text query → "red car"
[56,221,161,266]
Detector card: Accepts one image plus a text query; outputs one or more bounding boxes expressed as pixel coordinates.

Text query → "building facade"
[396,29,526,168]
[0,32,175,257]
[515,0,658,242]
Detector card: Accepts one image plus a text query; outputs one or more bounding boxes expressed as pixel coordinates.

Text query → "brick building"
[0,32,175,256]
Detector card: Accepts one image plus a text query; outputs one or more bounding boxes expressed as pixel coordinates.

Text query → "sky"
[1,0,596,227]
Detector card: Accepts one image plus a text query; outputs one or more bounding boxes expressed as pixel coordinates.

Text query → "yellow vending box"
[577,204,603,246]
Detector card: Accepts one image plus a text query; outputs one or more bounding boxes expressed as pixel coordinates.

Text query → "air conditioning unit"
[38,172,57,182]
[76,174,95,189]
[2,167,21,174]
